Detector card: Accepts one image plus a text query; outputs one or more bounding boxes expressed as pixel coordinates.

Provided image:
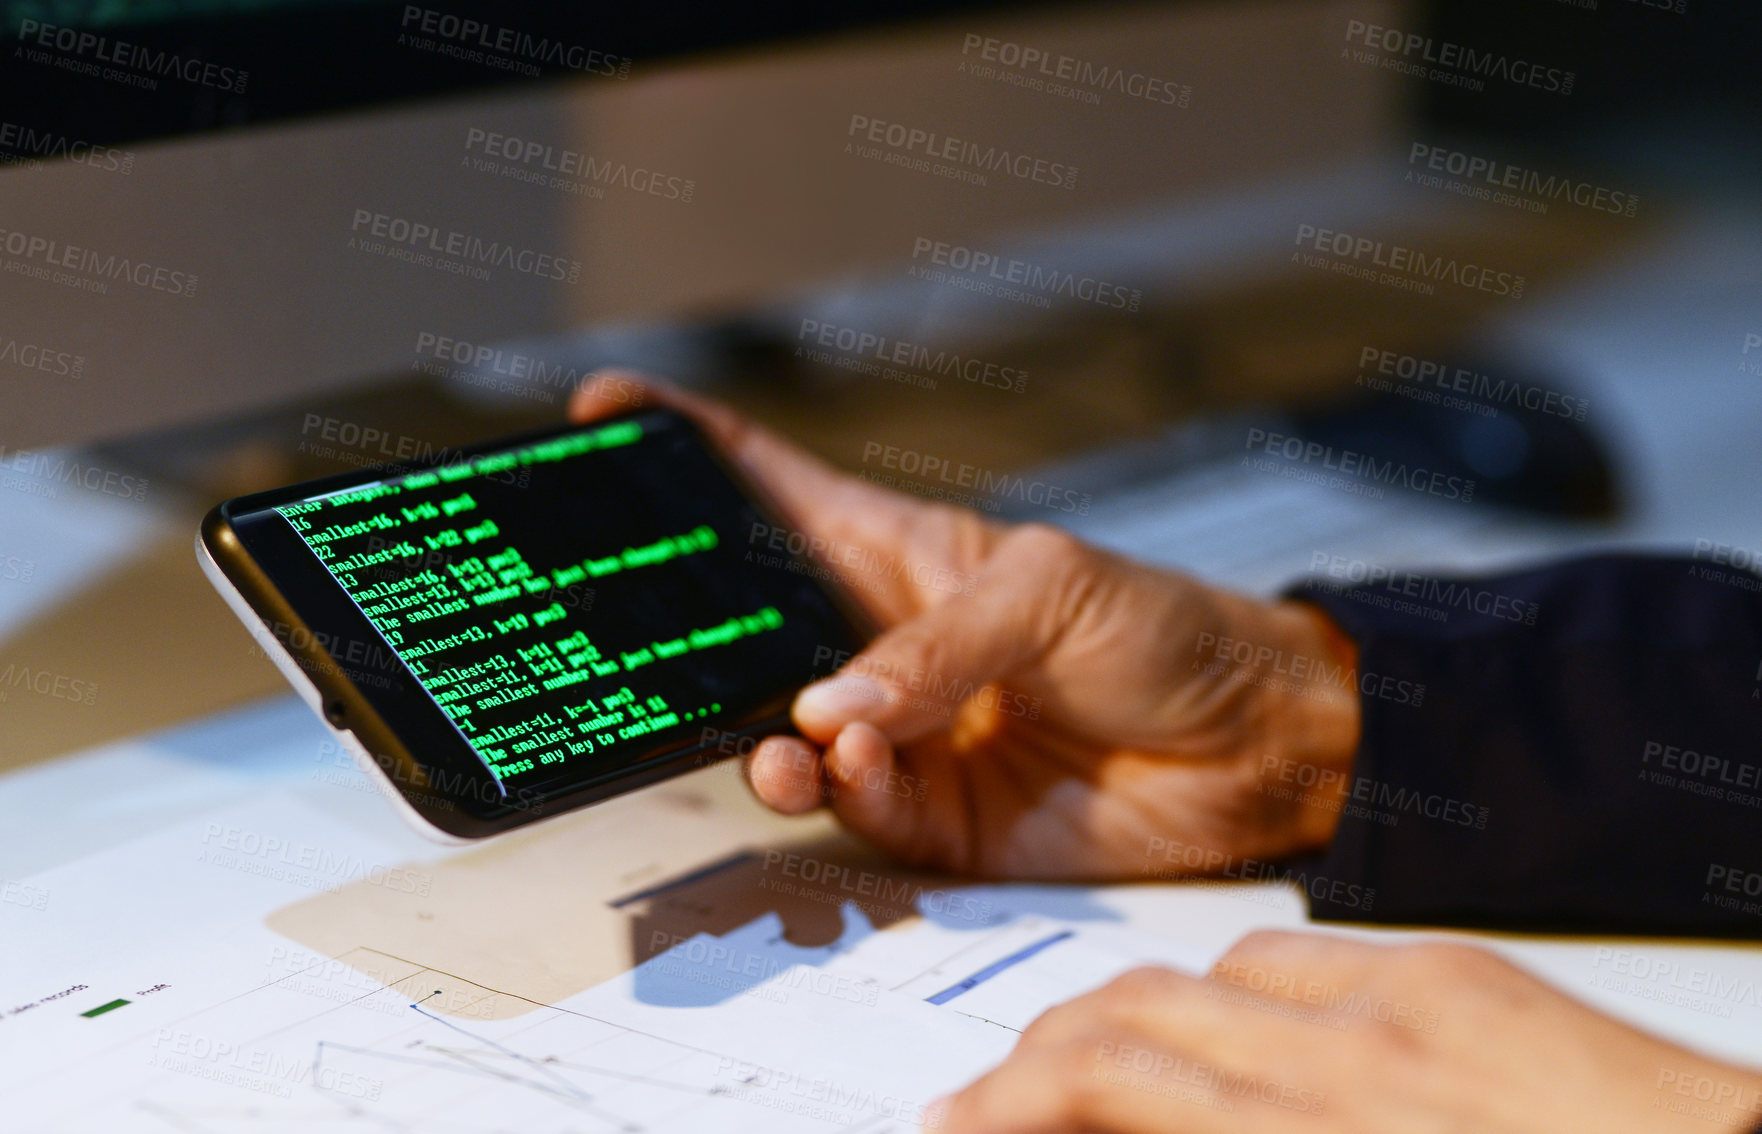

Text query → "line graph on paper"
[35,947,913,1134]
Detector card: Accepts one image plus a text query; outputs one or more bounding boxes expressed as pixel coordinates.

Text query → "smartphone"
[198,408,871,841]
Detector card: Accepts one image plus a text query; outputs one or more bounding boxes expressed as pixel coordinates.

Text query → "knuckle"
[1111,964,1177,993]
[1017,1014,1059,1048]
[881,629,950,692]
[1020,999,1088,1047]
[1407,942,1501,978]
[999,523,1105,644]
[1004,521,1085,566]
[1097,966,1180,1011]
[1222,928,1310,964]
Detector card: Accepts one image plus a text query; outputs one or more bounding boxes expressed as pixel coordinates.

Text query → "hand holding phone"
[199,407,869,839]
[568,376,1362,880]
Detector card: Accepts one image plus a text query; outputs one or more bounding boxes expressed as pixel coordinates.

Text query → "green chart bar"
[80,998,129,1018]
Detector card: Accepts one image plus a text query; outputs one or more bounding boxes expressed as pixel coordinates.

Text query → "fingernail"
[796,675,884,726]
[924,1096,951,1129]
[753,736,815,775]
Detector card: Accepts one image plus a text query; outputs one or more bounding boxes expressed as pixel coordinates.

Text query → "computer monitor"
[0,0,1401,450]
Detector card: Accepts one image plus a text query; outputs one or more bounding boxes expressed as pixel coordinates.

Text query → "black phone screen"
[223,409,868,827]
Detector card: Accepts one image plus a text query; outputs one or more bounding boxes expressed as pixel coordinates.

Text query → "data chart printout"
[238,411,864,802]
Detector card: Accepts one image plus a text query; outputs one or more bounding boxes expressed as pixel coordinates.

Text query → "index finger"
[569,370,851,515]
[569,369,1008,627]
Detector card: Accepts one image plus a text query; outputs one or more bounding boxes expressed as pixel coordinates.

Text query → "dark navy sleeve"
[1283,554,1762,937]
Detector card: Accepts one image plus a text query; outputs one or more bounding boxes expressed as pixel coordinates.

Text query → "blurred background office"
[3,0,1761,768]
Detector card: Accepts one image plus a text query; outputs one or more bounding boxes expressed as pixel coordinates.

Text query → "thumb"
[792,525,1082,745]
